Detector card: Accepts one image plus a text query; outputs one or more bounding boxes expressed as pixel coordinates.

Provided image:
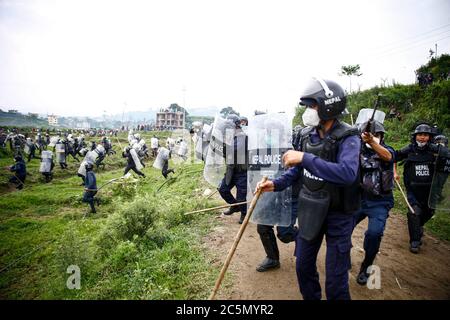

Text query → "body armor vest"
[360,146,394,197]
[300,121,361,212]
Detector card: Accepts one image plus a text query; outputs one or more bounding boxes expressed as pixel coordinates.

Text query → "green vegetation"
[0,132,222,299]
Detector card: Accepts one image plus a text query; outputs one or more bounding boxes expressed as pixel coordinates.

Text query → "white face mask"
[365,137,380,149]
[416,141,427,148]
[302,108,320,127]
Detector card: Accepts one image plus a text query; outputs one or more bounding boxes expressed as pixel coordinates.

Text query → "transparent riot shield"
[247,113,293,227]
[153,147,170,170]
[24,143,31,155]
[95,144,106,156]
[203,116,235,187]
[39,151,53,173]
[55,144,66,163]
[355,108,386,129]
[78,151,97,177]
[48,136,59,147]
[130,148,143,170]
[429,145,450,211]
[170,129,191,164]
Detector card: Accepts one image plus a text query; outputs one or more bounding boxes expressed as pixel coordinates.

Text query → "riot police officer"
[9,155,26,190]
[220,114,248,224]
[353,121,395,285]
[256,78,361,300]
[395,123,437,253]
[83,161,98,214]
[122,146,146,177]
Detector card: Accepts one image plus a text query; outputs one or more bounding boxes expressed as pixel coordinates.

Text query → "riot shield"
[153,147,170,170]
[39,151,53,173]
[48,136,59,147]
[130,148,143,170]
[177,140,188,158]
[78,151,97,177]
[203,116,235,187]
[355,108,386,126]
[24,143,31,155]
[247,113,293,227]
[170,129,191,164]
[95,144,106,156]
[429,145,450,211]
[55,143,66,163]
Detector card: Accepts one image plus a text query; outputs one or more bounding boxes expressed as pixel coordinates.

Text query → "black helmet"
[414,123,432,135]
[299,78,347,121]
[14,155,23,162]
[226,114,241,128]
[434,134,448,147]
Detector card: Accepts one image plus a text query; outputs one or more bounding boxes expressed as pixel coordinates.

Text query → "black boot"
[356,260,371,286]
[223,205,240,216]
[256,228,280,272]
[238,213,246,224]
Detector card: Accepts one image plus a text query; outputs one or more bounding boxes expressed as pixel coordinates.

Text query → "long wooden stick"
[395,179,415,214]
[184,200,250,216]
[115,137,123,151]
[206,189,218,199]
[208,177,267,300]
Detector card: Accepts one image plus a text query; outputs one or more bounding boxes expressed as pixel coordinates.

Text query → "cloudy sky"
[0,0,449,119]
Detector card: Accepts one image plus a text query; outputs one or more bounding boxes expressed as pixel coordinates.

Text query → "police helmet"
[434,134,448,147]
[414,123,432,136]
[226,114,241,128]
[299,78,347,121]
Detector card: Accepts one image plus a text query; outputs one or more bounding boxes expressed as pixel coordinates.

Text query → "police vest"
[360,146,394,197]
[404,147,435,190]
[299,121,361,213]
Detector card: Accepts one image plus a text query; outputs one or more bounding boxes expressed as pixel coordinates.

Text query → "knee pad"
[277,226,298,243]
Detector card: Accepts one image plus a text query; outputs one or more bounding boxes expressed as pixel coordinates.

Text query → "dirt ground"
[204,210,450,300]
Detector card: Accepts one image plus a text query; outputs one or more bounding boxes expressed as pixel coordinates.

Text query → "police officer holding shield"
[256,78,361,300]
[220,114,248,224]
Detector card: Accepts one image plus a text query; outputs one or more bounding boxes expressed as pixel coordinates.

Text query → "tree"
[339,64,362,93]
[220,107,240,117]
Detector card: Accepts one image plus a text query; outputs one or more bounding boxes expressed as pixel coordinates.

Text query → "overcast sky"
[0,0,449,119]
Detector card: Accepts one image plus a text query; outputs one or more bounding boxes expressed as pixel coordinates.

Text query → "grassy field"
[0,131,223,299]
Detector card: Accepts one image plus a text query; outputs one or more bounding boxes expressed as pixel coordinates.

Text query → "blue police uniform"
[83,170,97,213]
[353,143,395,282]
[272,121,360,300]
[10,159,27,189]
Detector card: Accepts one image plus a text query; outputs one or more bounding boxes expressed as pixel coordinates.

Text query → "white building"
[48,114,58,126]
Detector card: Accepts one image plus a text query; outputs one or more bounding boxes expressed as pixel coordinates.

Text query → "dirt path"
[205,211,450,300]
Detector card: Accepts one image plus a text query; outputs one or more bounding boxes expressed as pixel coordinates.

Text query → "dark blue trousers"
[295,213,353,300]
[218,172,247,215]
[353,198,393,267]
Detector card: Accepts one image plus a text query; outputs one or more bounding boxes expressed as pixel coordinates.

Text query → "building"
[48,114,58,126]
[156,109,185,130]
